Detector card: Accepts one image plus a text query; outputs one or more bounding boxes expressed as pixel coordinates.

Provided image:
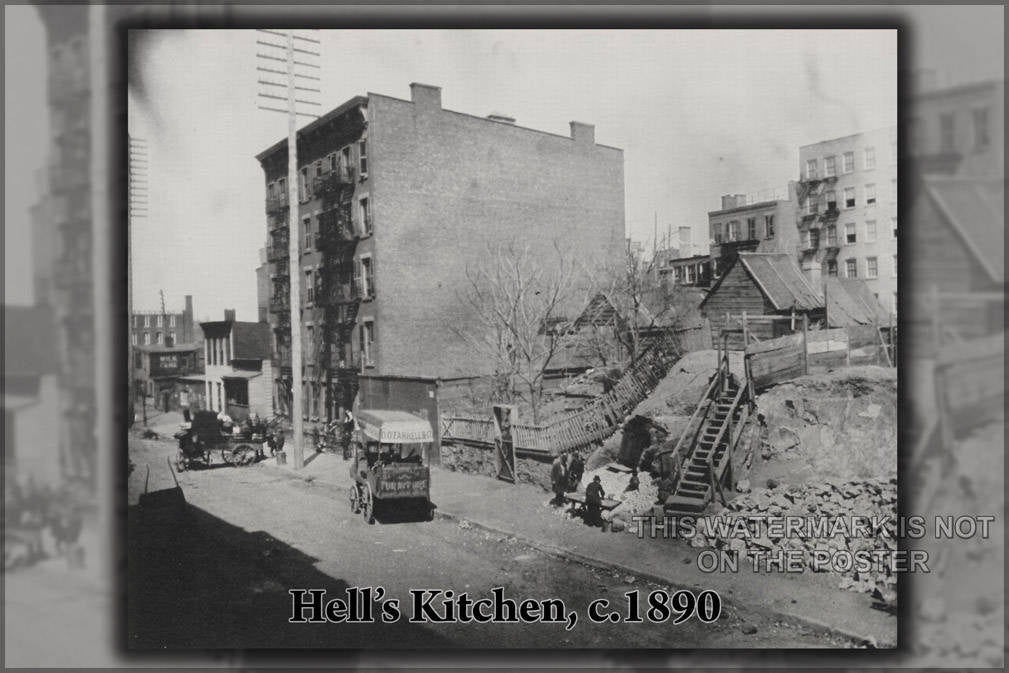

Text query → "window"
[359,140,368,176]
[823,155,836,177]
[279,177,286,197]
[360,256,374,298]
[825,190,837,210]
[132,333,138,345]
[306,325,314,355]
[359,197,372,235]
[845,222,857,245]
[727,220,740,241]
[144,333,151,345]
[299,167,308,202]
[712,222,723,244]
[144,315,150,327]
[314,160,322,178]
[156,315,163,327]
[864,146,876,170]
[844,187,855,209]
[805,159,818,179]
[801,230,811,249]
[843,151,854,173]
[865,220,877,243]
[809,228,820,249]
[764,214,774,238]
[305,270,315,304]
[826,224,838,246]
[892,254,898,277]
[865,184,876,205]
[303,216,313,250]
[973,108,990,149]
[169,315,176,327]
[169,331,176,344]
[156,332,163,344]
[746,217,756,240]
[807,195,818,215]
[845,258,858,278]
[940,113,955,152]
[826,260,838,277]
[360,320,375,367]
[328,153,337,172]
[892,217,898,239]
[866,257,878,278]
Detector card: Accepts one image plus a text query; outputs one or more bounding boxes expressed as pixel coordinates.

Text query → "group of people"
[549,449,586,507]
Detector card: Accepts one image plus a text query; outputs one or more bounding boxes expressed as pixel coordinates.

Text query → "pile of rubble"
[690,476,898,603]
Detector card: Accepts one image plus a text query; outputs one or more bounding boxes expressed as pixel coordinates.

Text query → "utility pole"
[129,135,148,427]
[256,29,321,470]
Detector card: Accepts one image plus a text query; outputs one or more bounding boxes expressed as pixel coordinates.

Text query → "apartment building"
[908,77,1004,177]
[256,83,625,434]
[797,127,898,316]
[708,188,799,279]
[130,294,198,347]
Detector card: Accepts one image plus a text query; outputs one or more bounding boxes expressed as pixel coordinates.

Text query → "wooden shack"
[909,176,1004,347]
[700,252,825,348]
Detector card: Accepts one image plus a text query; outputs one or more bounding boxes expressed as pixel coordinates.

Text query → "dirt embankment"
[747,366,897,486]
[587,350,745,471]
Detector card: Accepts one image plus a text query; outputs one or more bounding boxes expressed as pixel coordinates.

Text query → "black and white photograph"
[124,28,901,649]
[2,5,1002,668]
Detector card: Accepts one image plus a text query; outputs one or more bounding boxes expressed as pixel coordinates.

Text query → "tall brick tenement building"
[256,83,625,436]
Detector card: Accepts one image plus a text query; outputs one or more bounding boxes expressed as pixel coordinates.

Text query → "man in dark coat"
[550,455,567,506]
[567,451,585,492]
[585,475,605,527]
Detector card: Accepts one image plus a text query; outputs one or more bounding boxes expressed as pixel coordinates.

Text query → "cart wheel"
[349,484,361,514]
[175,450,186,472]
[361,483,375,525]
[233,444,256,466]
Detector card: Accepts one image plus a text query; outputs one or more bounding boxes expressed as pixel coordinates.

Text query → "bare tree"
[455,241,584,424]
[581,242,699,362]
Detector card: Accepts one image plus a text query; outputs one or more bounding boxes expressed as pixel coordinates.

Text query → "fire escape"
[314,164,361,416]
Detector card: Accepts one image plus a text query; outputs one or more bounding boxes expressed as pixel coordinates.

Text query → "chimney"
[569,121,595,146]
[801,259,822,290]
[224,309,236,322]
[184,294,193,318]
[410,82,442,111]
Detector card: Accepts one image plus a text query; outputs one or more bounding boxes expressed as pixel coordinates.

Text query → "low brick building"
[133,343,203,412]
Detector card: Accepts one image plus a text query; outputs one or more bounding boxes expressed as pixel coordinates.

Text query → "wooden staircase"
[663,352,751,515]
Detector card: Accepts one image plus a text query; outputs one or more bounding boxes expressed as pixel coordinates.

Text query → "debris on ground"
[689,476,898,604]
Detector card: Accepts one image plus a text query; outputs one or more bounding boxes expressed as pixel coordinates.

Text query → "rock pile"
[689,476,898,603]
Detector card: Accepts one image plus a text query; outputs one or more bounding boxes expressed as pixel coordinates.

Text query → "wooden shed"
[700,252,825,348]
[909,176,1004,346]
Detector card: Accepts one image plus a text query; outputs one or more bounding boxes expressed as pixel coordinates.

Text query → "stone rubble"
[692,476,898,605]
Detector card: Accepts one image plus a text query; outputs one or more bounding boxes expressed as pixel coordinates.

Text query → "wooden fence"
[441,330,687,457]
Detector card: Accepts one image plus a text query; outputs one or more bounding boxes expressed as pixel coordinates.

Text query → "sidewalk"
[263,449,896,645]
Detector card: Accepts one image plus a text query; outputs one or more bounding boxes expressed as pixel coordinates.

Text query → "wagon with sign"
[348,410,434,524]
[173,410,265,471]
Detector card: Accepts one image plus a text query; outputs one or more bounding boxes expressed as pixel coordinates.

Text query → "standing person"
[550,455,567,506]
[567,451,585,492]
[342,409,355,461]
[585,475,605,527]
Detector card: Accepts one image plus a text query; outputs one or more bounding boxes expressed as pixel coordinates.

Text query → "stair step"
[664,492,710,514]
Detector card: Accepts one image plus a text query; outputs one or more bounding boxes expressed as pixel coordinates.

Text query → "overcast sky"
[5,7,1004,321]
[125,28,900,320]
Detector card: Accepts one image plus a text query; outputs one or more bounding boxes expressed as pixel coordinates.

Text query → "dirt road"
[127,433,854,650]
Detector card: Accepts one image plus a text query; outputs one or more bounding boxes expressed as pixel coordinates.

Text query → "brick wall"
[367,91,625,379]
